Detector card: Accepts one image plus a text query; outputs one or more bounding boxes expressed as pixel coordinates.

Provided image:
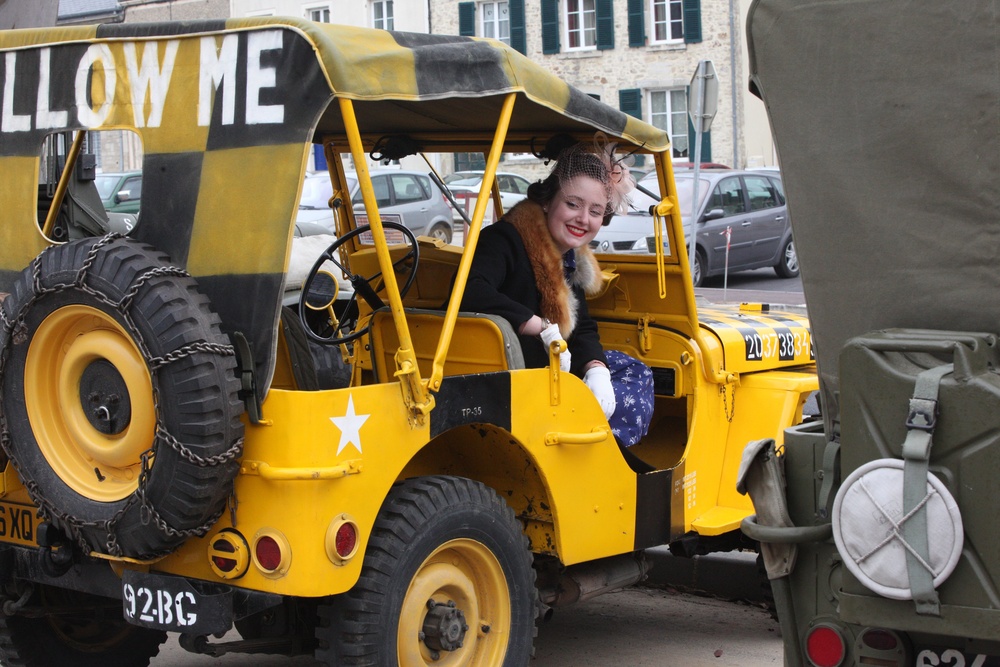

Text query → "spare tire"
[0,236,244,559]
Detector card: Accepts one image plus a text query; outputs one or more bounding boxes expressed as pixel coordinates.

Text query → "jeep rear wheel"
[0,585,166,667]
[315,476,536,666]
[0,236,244,558]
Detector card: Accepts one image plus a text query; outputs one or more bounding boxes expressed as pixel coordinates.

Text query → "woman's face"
[545,175,609,254]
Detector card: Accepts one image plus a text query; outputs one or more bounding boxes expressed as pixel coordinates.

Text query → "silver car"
[443,170,532,221]
[295,170,455,243]
[593,169,797,286]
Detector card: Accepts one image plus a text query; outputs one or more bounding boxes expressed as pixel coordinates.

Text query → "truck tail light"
[805,623,846,667]
[252,529,291,577]
[856,628,908,665]
[207,529,250,579]
[325,513,360,565]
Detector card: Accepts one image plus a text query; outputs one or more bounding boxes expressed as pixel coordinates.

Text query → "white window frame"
[372,0,394,30]
[304,4,332,23]
[564,0,597,51]
[650,0,684,44]
[648,89,689,159]
[480,1,510,44]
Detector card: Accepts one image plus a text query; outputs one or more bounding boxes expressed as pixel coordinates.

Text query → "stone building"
[52,1,777,180]
[432,0,743,173]
[117,0,229,22]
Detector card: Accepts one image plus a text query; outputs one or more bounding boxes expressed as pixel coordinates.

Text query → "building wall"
[737,0,776,168]
[120,0,229,21]
[432,0,746,169]
[231,0,429,32]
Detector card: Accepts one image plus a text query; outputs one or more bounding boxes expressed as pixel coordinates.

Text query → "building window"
[372,0,394,30]
[649,89,689,158]
[650,0,682,42]
[481,1,510,44]
[306,5,331,23]
[565,0,597,49]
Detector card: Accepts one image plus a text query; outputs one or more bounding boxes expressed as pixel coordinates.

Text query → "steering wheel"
[299,222,419,345]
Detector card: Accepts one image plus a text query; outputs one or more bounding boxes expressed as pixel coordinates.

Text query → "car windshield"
[95,175,120,199]
[629,174,711,217]
[444,176,481,187]
[674,176,712,217]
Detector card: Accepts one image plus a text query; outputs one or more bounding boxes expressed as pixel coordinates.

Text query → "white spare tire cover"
[832,458,963,600]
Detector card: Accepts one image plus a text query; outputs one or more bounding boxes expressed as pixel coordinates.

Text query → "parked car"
[95,170,142,215]
[671,162,732,170]
[594,169,797,286]
[444,170,532,221]
[296,170,455,243]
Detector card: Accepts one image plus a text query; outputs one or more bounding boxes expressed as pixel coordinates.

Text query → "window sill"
[557,49,602,59]
[643,42,686,52]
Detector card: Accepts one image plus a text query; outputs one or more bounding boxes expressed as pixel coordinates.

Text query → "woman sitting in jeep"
[459,138,654,447]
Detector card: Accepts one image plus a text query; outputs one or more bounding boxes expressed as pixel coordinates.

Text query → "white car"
[443,170,532,221]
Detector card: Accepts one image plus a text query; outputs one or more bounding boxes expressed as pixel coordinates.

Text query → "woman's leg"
[604,350,654,447]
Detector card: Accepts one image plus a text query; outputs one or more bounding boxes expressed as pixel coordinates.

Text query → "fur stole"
[505,200,604,338]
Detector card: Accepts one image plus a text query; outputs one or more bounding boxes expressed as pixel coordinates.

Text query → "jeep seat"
[369,308,524,382]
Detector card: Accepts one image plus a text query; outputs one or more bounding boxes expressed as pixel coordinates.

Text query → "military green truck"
[740,1,1000,666]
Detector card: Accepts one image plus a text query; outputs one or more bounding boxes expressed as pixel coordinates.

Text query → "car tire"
[774,237,800,278]
[427,222,453,244]
[315,476,537,666]
[692,250,707,287]
[0,236,244,558]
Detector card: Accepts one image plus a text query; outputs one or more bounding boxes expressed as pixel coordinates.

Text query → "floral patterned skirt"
[605,350,654,447]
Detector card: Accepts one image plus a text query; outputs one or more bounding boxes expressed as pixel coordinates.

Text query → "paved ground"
[152,549,778,665]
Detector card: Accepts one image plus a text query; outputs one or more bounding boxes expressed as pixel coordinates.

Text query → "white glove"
[584,365,616,419]
[539,322,571,373]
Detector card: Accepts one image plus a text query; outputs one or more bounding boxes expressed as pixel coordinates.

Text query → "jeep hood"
[747,0,1000,435]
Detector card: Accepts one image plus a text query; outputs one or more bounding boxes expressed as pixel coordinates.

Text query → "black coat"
[459,220,607,375]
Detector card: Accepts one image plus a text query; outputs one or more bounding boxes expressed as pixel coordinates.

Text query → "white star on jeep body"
[330,395,370,455]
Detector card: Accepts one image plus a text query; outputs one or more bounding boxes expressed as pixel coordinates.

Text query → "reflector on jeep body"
[207,529,250,579]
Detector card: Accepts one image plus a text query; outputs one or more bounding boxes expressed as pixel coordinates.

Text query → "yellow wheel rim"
[398,538,512,667]
[24,305,156,502]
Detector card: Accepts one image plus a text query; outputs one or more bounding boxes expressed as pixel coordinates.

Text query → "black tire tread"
[0,237,244,557]
[314,476,537,666]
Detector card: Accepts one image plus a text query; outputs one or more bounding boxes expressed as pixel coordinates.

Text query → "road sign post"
[687,60,718,282]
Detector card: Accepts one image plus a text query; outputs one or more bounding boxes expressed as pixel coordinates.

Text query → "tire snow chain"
[0,234,245,558]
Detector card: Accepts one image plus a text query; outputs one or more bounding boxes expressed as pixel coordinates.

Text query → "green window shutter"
[687,115,712,162]
[509,0,527,53]
[459,2,476,36]
[627,0,645,47]
[541,0,560,54]
[619,88,642,119]
[596,0,614,50]
[683,0,702,43]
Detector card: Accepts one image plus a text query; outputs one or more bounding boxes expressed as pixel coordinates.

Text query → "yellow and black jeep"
[0,17,815,665]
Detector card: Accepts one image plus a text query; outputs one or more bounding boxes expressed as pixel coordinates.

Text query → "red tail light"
[335,522,357,558]
[255,535,282,571]
[805,624,846,667]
